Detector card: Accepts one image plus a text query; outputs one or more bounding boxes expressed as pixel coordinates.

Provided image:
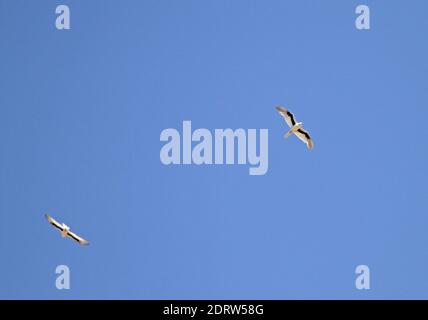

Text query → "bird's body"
[276,106,314,150]
[284,121,303,138]
[60,224,70,237]
[45,214,89,245]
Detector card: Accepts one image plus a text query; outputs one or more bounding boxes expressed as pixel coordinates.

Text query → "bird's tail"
[284,129,293,139]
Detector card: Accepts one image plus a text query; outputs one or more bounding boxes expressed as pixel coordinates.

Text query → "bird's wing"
[45,214,64,231]
[67,231,89,245]
[276,106,296,128]
[295,128,314,150]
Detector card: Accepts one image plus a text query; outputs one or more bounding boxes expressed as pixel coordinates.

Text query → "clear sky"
[1,0,428,299]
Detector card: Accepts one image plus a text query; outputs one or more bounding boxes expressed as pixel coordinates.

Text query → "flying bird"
[45,214,89,245]
[276,106,314,150]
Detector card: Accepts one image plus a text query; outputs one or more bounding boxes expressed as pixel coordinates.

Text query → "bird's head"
[62,224,70,231]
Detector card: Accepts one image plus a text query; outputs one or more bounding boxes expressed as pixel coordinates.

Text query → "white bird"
[276,106,314,150]
[45,214,89,245]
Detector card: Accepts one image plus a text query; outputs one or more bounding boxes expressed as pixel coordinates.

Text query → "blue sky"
[1,0,428,299]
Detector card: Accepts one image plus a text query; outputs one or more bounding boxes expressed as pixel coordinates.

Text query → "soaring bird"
[276,106,314,150]
[45,214,89,245]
